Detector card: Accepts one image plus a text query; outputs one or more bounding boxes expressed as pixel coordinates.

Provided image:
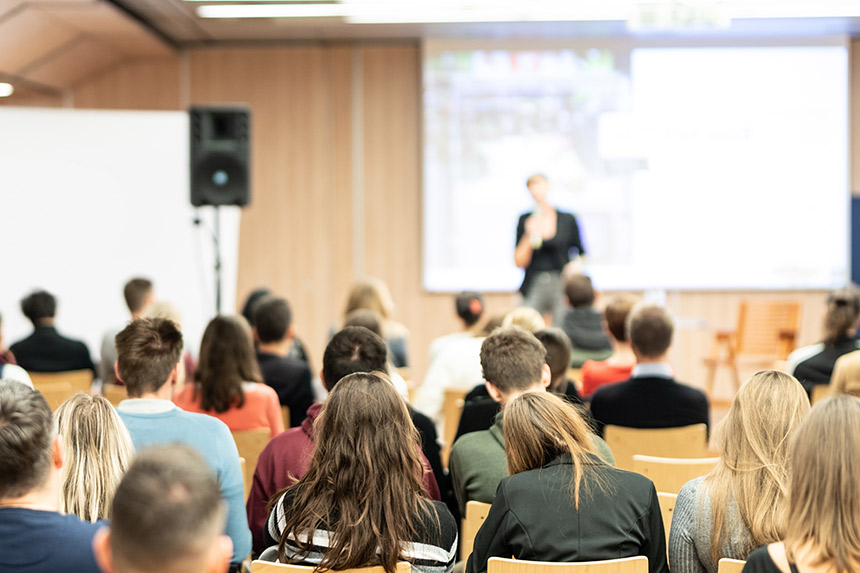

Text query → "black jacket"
[9,326,94,375]
[467,454,668,573]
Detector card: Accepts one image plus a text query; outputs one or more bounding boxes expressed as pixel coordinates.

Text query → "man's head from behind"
[533,328,572,393]
[0,380,56,501]
[321,326,387,391]
[604,295,637,343]
[627,303,674,361]
[123,278,154,316]
[93,444,231,573]
[253,295,293,344]
[481,326,550,404]
[564,273,596,308]
[21,290,56,326]
[114,318,184,398]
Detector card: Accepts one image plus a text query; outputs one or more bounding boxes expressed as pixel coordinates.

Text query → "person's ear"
[51,434,64,470]
[541,363,552,388]
[252,327,261,344]
[113,362,122,385]
[485,381,504,404]
[93,527,115,573]
[319,370,329,392]
[209,535,233,573]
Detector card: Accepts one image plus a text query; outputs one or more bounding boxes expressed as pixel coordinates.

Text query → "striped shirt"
[264,490,457,573]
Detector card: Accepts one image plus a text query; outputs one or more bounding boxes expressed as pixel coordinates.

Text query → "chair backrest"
[34,381,76,411]
[604,424,709,471]
[462,500,492,560]
[631,455,720,494]
[251,561,412,573]
[488,556,648,573]
[736,301,800,358]
[810,384,830,405]
[441,387,467,467]
[232,428,271,498]
[30,369,93,394]
[102,383,127,407]
[717,558,746,573]
[656,492,677,539]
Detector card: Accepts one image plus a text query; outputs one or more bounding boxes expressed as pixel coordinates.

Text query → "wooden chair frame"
[603,424,708,472]
[488,556,648,573]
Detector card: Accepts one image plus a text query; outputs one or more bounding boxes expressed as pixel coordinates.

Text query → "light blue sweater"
[117,401,252,563]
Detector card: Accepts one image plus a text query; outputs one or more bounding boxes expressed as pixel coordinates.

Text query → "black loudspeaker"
[190,107,250,207]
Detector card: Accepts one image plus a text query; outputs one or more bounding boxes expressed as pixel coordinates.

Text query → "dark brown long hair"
[504,392,605,509]
[275,371,435,573]
[194,315,262,413]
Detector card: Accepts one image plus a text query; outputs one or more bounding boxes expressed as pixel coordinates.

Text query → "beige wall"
[66,43,845,395]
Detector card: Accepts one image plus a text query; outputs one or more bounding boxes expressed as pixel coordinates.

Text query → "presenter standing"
[514,174,585,326]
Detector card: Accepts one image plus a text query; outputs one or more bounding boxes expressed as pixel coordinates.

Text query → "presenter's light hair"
[275,372,435,573]
[480,326,546,392]
[345,277,395,320]
[110,444,227,573]
[604,295,637,342]
[20,290,56,324]
[823,286,860,346]
[115,317,184,397]
[702,370,809,564]
[526,173,548,188]
[784,395,860,573]
[627,303,673,358]
[195,315,262,413]
[0,380,53,498]
[123,278,153,314]
[55,393,134,522]
[504,392,602,509]
[830,351,860,398]
[502,306,546,332]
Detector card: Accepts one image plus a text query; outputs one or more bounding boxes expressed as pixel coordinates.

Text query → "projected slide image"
[422,41,848,292]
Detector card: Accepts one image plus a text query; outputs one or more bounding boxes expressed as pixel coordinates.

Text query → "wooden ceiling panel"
[0,7,79,73]
[24,37,125,88]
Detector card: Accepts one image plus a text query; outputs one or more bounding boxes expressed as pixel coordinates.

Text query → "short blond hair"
[526,173,548,188]
[502,307,546,332]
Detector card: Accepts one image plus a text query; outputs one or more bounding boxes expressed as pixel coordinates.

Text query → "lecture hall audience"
[669,370,810,573]
[467,392,668,573]
[263,371,457,573]
[99,277,154,385]
[589,302,710,436]
[0,380,102,572]
[242,287,312,365]
[174,314,284,438]
[344,277,411,368]
[113,316,251,566]
[55,392,134,523]
[428,291,486,365]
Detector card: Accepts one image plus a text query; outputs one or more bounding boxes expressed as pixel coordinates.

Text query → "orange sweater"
[174,382,285,438]
[580,360,634,398]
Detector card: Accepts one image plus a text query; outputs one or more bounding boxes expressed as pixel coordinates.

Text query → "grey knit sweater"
[668,477,753,573]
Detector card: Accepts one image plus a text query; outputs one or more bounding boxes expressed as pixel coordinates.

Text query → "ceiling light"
[0,83,13,97]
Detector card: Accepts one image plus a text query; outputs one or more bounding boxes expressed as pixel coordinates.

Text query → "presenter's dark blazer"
[467,453,668,573]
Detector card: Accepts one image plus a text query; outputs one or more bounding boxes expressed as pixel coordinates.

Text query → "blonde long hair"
[503,392,602,509]
[702,370,809,564]
[784,395,860,573]
[830,350,860,398]
[55,393,135,522]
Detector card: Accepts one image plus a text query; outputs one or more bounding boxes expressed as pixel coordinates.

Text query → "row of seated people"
[4,322,860,573]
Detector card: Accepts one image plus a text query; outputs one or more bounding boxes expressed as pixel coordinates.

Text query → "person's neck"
[0,481,58,512]
[607,340,636,365]
[35,319,55,328]
[258,338,292,357]
[500,384,546,409]
[636,352,670,366]
[136,383,173,401]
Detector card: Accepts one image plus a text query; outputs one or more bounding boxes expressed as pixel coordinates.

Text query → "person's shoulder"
[450,428,496,462]
[246,381,280,400]
[592,378,633,401]
[669,379,709,401]
[744,544,784,572]
[265,425,310,452]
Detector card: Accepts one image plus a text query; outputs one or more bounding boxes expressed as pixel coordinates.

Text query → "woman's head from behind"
[830,351,860,398]
[785,395,860,573]
[345,278,395,320]
[279,371,429,573]
[195,315,262,413]
[823,286,860,345]
[503,392,597,508]
[705,370,809,563]
[55,393,134,522]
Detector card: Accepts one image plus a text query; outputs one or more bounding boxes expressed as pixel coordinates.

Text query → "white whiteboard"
[422,39,850,291]
[0,107,240,367]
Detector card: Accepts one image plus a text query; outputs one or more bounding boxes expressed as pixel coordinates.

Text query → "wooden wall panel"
[72,58,180,110]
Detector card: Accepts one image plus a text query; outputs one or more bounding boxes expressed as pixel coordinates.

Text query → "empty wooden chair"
[717,558,746,573]
[488,556,648,573]
[704,301,800,399]
[251,561,411,573]
[35,381,76,411]
[462,500,492,561]
[656,492,677,539]
[631,455,720,494]
[603,424,709,471]
[232,428,271,499]
[30,369,93,394]
[441,387,467,467]
[103,383,127,407]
